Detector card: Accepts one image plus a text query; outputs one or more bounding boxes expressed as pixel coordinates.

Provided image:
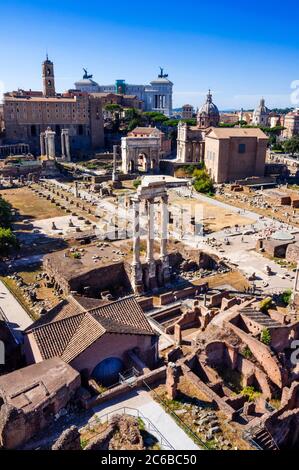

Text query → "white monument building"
[75,68,173,117]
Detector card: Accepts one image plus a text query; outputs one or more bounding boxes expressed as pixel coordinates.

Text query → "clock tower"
[42,55,56,97]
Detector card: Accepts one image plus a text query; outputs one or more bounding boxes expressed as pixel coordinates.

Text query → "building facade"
[181,104,194,119]
[283,109,299,138]
[176,91,219,163]
[204,127,268,183]
[3,58,104,155]
[75,68,173,116]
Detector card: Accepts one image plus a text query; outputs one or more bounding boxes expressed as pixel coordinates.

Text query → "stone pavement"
[92,388,200,450]
[0,279,33,342]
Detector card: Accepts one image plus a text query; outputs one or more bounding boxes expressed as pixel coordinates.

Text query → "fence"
[142,379,209,450]
[94,406,174,450]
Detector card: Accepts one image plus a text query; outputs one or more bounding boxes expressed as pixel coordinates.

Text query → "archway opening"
[129,160,135,173]
[138,153,149,172]
[91,357,124,387]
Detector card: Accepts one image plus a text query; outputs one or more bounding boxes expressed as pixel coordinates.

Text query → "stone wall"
[286,243,299,263]
[82,366,166,409]
[226,322,287,388]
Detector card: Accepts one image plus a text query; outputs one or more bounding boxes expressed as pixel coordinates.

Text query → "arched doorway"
[91,357,124,387]
[129,160,135,173]
[138,153,149,172]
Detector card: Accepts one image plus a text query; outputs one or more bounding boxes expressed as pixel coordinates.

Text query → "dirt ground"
[169,195,253,233]
[192,270,250,291]
[216,188,299,227]
[0,187,65,220]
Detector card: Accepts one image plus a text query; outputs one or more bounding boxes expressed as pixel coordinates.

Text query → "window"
[239,143,246,154]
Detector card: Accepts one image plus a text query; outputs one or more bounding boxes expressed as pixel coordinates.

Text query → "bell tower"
[42,55,56,97]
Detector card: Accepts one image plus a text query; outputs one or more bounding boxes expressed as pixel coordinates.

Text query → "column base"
[161,255,171,285]
[131,262,143,294]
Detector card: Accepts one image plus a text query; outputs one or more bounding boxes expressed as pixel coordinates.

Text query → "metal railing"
[94,406,174,450]
[142,379,209,450]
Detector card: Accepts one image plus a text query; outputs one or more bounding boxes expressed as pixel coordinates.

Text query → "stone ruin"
[131,180,171,293]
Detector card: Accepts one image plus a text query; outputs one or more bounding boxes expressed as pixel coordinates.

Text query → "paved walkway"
[0,279,33,343]
[92,388,200,450]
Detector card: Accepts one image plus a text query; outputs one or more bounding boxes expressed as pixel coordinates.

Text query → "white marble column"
[112,145,118,182]
[146,199,154,264]
[45,129,56,159]
[61,131,65,159]
[40,132,45,156]
[64,129,71,161]
[132,198,140,265]
[160,194,168,259]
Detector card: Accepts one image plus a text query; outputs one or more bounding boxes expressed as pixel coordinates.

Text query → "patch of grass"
[80,438,88,449]
[260,328,271,345]
[241,346,253,359]
[0,275,38,320]
[205,439,218,450]
[241,386,261,402]
[137,417,146,431]
[259,297,273,313]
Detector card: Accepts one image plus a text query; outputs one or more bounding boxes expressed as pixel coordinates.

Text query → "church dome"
[252,98,270,125]
[197,90,220,128]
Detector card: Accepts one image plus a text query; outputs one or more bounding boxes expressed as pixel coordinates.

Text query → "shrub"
[242,346,253,359]
[192,168,214,195]
[241,386,261,402]
[260,328,271,345]
[0,227,19,255]
[133,178,141,189]
[259,297,272,313]
[281,289,292,306]
[0,198,13,228]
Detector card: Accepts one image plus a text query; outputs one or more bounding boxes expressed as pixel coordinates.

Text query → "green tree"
[127,118,141,132]
[283,136,299,155]
[0,227,19,255]
[104,103,122,112]
[0,198,13,228]
[192,168,214,195]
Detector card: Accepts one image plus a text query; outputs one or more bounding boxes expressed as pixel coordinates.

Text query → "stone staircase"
[249,427,279,450]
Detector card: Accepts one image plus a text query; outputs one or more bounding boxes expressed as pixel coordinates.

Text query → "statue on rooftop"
[83,68,93,79]
[158,67,168,78]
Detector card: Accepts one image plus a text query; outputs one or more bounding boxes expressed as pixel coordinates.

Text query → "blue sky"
[1,0,299,109]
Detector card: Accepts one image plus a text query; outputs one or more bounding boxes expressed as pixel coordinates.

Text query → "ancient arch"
[121,135,160,174]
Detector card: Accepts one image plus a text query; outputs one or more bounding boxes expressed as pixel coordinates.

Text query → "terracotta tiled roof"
[206,127,268,139]
[32,313,85,360]
[61,313,106,363]
[25,296,86,330]
[129,127,162,135]
[27,297,156,363]
[89,297,154,335]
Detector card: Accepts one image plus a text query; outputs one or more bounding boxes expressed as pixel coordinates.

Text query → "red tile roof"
[27,296,156,363]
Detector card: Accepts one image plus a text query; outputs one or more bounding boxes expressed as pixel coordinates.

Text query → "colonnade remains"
[131,182,170,293]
